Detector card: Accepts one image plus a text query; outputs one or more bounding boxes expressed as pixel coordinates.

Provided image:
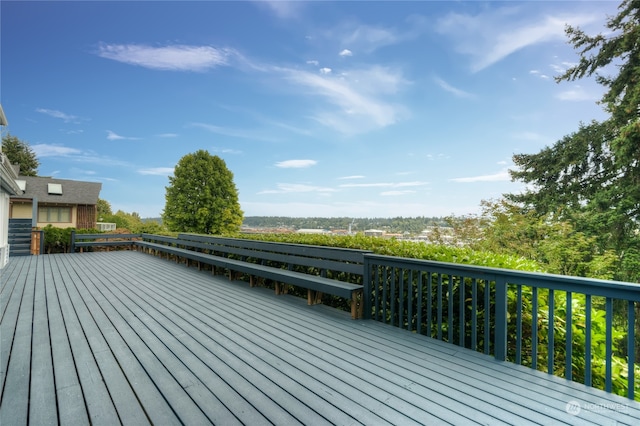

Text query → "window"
[38,206,71,223]
[47,183,63,195]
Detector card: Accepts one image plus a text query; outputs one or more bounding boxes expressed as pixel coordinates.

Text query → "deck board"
[1,251,639,425]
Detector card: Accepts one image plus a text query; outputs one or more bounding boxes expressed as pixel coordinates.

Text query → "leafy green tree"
[97,198,113,219]
[508,0,640,280]
[1,134,39,176]
[163,150,243,235]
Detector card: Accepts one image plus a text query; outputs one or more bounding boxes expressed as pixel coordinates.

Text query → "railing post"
[363,255,372,320]
[70,230,76,253]
[494,277,508,361]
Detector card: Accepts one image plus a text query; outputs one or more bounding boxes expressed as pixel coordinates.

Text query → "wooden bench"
[71,232,140,252]
[135,233,370,319]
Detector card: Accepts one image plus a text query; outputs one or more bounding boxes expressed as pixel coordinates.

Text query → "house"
[10,173,102,230]
[1,105,21,268]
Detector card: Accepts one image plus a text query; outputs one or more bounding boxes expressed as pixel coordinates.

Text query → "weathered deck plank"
[1,251,639,425]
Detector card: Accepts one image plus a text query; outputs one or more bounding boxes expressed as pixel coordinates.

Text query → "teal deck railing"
[363,253,640,400]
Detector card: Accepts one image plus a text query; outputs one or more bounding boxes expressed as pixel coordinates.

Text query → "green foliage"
[237,232,542,271]
[163,150,243,235]
[507,0,640,280]
[1,133,39,176]
[97,198,113,217]
[42,225,79,253]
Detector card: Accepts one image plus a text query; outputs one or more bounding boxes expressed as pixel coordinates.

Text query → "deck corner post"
[70,230,76,253]
[494,276,508,361]
[362,255,372,320]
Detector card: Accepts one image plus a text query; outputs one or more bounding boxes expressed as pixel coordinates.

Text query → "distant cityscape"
[240,216,455,240]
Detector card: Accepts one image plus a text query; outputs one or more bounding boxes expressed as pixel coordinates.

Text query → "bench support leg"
[274,282,289,295]
[308,290,323,305]
[351,290,363,319]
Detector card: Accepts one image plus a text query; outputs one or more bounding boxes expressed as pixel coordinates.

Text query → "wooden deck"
[1,251,639,425]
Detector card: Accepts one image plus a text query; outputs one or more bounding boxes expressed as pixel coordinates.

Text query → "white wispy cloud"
[339,49,353,57]
[156,133,178,138]
[190,122,281,142]
[434,76,475,98]
[436,8,598,72]
[211,147,243,155]
[95,43,235,71]
[555,85,597,101]
[340,181,428,188]
[258,183,335,194]
[450,170,511,183]
[549,61,578,75]
[529,70,550,79]
[306,60,319,66]
[319,67,332,74]
[32,144,83,157]
[330,16,425,54]
[338,175,365,180]
[255,0,304,19]
[30,143,131,167]
[275,159,317,168]
[107,130,140,141]
[381,190,417,196]
[36,108,80,123]
[138,167,174,176]
[280,65,408,134]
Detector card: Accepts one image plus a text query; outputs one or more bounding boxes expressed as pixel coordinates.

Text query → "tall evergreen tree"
[163,150,243,235]
[508,0,640,275]
[1,134,39,176]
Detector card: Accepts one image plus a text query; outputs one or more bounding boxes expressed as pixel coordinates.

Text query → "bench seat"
[135,239,364,318]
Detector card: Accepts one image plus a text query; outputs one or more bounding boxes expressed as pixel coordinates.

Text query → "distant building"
[364,229,384,237]
[10,173,102,229]
[296,228,329,234]
[96,222,117,232]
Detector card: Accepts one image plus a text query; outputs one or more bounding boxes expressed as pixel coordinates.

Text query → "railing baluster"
[472,278,477,351]
[407,270,414,332]
[416,271,423,334]
[628,300,635,400]
[516,285,522,365]
[437,273,443,341]
[382,266,388,323]
[532,287,538,370]
[566,291,572,380]
[606,297,613,393]
[391,267,397,326]
[459,276,465,347]
[548,289,555,374]
[585,294,592,386]
[426,272,432,338]
[371,264,378,321]
[448,275,454,343]
[484,279,490,355]
[398,269,404,329]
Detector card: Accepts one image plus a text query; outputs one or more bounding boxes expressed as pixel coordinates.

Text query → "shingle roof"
[14,175,101,205]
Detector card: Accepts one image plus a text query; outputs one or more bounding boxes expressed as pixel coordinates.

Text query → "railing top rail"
[178,233,372,262]
[364,253,640,301]
[74,233,141,240]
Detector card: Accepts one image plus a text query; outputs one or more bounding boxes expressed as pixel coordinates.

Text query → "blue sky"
[1,1,617,218]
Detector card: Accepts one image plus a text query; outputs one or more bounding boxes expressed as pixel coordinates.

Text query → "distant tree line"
[241,216,448,234]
